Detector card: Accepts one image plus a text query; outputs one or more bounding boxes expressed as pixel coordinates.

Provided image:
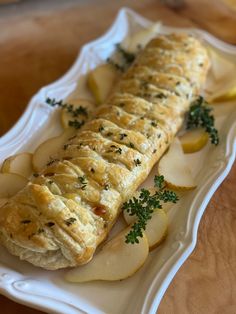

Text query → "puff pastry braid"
[0,34,210,269]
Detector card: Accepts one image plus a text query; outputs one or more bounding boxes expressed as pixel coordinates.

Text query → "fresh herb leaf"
[186,96,219,145]
[154,175,165,189]
[124,175,178,244]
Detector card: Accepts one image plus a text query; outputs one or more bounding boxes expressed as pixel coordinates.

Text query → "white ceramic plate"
[0,8,236,314]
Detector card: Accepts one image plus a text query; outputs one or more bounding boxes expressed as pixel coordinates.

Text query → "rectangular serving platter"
[0,8,236,314]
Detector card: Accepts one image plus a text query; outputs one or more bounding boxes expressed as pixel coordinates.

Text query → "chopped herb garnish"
[33,173,39,177]
[48,180,54,184]
[124,175,178,244]
[99,125,104,132]
[151,121,157,127]
[115,147,122,154]
[65,217,77,226]
[63,144,69,150]
[134,158,141,166]
[37,228,44,234]
[129,142,135,149]
[186,96,219,145]
[120,133,127,140]
[78,175,87,190]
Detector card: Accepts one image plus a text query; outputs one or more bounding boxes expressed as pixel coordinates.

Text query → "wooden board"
[0,0,235,313]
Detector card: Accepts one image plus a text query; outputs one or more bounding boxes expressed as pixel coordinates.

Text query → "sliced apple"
[179,129,209,153]
[1,152,33,178]
[65,226,149,282]
[158,137,196,190]
[0,173,28,198]
[32,129,75,172]
[123,208,168,250]
[87,63,118,104]
[61,98,94,129]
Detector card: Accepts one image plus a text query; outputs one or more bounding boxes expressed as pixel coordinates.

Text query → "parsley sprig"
[46,97,88,129]
[123,175,178,244]
[186,96,219,145]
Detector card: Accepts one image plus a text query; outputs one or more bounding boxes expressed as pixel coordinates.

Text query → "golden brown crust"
[0,33,210,269]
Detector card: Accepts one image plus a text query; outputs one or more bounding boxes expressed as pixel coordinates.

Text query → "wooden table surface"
[0,0,235,313]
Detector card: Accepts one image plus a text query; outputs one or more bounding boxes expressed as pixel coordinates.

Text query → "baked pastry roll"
[0,33,210,269]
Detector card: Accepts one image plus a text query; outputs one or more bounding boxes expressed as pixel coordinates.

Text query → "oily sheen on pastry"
[0,34,210,269]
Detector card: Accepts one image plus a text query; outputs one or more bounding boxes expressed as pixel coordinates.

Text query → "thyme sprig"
[186,96,219,145]
[107,43,137,72]
[123,175,178,244]
[46,97,87,129]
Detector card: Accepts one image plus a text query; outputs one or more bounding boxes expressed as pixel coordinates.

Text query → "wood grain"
[0,0,235,313]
